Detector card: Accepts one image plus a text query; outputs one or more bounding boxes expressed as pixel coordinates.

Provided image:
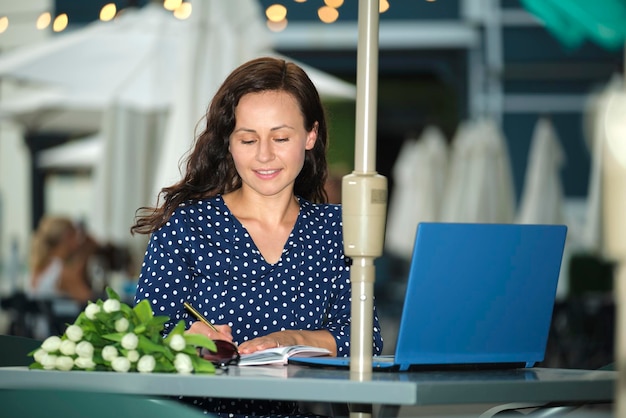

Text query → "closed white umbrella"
[440,118,515,223]
[385,126,448,259]
[516,117,566,225]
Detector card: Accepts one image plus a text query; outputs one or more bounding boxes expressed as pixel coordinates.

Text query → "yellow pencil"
[183,302,218,332]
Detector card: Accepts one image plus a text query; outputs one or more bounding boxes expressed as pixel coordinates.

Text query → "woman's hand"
[237,329,337,355]
[186,321,234,343]
[237,335,285,354]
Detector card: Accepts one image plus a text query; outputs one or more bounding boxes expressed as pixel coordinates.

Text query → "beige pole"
[342,0,387,384]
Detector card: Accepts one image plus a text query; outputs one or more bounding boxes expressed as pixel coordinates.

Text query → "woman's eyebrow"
[233,124,295,134]
[270,124,295,131]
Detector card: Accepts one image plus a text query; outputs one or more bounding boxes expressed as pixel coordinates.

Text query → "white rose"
[103,299,121,313]
[59,339,76,356]
[33,348,47,364]
[137,355,156,373]
[115,317,129,333]
[75,341,94,358]
[74,357,96,369]
[169,334,186,351]
[126,350,140,363]
[121,333,139,350]
[111,356,131,373]
[65,324,83,342]
[55,356,74,371]
[40,353,57,370]
[174,353,193,374]
[41,335,62,352]
[102,345,118,362]
[85,303,101,320]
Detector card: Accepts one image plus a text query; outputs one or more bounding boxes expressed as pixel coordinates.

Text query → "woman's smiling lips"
[254,168,281,179]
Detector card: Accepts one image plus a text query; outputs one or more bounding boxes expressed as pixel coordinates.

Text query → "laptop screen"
[395,222,567,369]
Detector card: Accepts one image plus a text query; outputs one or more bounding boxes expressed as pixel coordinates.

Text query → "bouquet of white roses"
[29,288,217,374]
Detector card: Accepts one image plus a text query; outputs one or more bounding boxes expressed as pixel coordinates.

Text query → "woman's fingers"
[187,321,233,342]
[237,335,281,354]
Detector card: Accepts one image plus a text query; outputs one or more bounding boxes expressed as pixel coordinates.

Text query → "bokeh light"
[324,0,344,7]
[380,0,390,13]
[0,16,8,34]
[52,13,68,32]
[100,3,117,22]
[318,6,339,23]
[36,12,51,29]
[163,0,183,11]
[173,2,192,20]
[266,4,287,22]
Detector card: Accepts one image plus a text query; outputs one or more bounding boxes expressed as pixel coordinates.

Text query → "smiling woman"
[130,56,383,418]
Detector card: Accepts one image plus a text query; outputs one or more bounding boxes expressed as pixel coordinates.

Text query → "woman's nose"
[256,140,275,162]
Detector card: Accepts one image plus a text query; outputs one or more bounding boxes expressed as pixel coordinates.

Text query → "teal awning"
[521,0,626,50]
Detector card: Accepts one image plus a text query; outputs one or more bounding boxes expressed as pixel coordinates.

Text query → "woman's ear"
[305,122,318,150]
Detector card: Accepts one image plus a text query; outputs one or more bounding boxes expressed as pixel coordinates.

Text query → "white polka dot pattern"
[135,195,384,356]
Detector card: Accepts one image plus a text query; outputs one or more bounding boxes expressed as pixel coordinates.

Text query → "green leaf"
[137,334,170,355]
[163,320,186,345]
[181,346,199,356]
[101,332,124,343]
[106,287,121,301]
[171,320,187,335]
[133,299,154,324]
[190,355,216,374]
[149,315,170,329]
[184,334,217,351]
[154,358,176,373]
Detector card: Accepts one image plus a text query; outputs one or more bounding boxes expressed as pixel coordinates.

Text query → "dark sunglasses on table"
[183,302,240,368]
[199,339,240,369]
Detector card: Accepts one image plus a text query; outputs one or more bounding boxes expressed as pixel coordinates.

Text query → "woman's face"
[229,90,317,198]
[56,227,79,258]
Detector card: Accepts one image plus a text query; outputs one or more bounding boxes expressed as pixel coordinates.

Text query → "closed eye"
[274,138,289,143]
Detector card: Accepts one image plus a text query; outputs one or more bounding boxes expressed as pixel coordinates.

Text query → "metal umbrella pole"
[342,0,387,380]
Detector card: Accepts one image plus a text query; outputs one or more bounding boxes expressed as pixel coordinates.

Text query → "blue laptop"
[290,222,567,371]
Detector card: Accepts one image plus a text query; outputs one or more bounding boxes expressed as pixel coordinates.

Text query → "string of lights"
[0,0,398,36]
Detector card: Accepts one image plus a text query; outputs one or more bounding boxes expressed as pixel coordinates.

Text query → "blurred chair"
[0,291,77,339]
[0,334,41,367]
[0,388,213,418]
[477,362,615,417]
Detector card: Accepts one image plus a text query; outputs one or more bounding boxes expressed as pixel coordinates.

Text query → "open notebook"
[290,222,567,371]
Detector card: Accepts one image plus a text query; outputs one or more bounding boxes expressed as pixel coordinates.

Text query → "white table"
[0,366,615,417]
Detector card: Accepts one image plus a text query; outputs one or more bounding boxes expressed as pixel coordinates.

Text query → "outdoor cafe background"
[0,0,624,370]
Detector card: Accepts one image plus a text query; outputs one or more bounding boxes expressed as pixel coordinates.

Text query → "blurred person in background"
[28,216,98,305]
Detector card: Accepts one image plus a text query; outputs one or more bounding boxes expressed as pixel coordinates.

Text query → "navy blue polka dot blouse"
[135,195,383,356]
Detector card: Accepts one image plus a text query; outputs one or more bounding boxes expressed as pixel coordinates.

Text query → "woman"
[132,57,383,416]
[29,216,96,305]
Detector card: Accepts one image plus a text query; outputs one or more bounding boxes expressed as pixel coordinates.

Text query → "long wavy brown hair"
[131,56,330,235]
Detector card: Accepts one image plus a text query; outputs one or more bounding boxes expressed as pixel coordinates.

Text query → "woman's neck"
[222,189,299,227]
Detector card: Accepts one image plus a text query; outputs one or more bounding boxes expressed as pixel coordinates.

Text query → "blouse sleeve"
[134,209,194,335]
